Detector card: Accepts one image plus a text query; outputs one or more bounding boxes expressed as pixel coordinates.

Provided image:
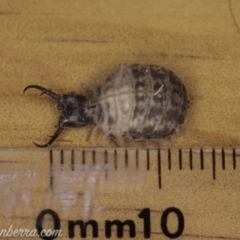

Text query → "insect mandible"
[23,64,188,147]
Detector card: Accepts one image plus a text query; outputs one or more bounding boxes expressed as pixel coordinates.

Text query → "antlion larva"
[24,64,188,147]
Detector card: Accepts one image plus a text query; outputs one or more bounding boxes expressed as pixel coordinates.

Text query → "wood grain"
[1,0,240,148]
[1,1,240,239]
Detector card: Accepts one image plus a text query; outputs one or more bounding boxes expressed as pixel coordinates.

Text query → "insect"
[24,64,188,147]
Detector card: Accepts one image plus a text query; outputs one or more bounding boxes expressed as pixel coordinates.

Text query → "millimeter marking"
[233,148,236,169]
[147,149,150,170]
[114,150,117,171]
[222,148,225,170]
[47,147,238,190]
[168,148,171,170]
[212,148,216,180]
[136,149,139,170]
[71,149,74,171]
[179,149,182,170]
[189,148,193,170]
[50,149,53,189]
[158,149,161,189]
[125,149,128,170]
[200,148,204,170]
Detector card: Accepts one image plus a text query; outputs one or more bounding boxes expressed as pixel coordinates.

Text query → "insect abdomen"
[91,64,188,140]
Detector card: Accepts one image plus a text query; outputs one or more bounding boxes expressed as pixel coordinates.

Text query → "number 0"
[161,207,184,238]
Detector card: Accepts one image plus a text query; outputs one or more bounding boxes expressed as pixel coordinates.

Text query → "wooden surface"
[0,0,240,148]
[1,2,240,240]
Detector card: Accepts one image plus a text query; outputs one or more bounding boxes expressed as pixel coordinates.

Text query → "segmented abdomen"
[89,64,188,140]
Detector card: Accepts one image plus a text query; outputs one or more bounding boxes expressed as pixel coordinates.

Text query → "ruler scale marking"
[92,150,96,165]
[179,149,182,170]
[158,149,162,189]
[222,148,225,170]
[212,148,216,180]
[147,148,150,170]
[190,148,193,170]
[49,149,53,189]
[136,149,139,170]
[168,148,171,170]
[233,148,236,170]
[200,148,204,170]
[60,149,64,169]
[105,149,108,179]
[71,149,74,171]
[114,150,117,171]
[82,150,85,170]
[125,149,128,170]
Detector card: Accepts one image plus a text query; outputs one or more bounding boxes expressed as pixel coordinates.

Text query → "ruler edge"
[0,146,240,151]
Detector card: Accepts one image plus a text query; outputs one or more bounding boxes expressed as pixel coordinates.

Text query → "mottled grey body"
[24,64,188,147]
[87,64,188,140]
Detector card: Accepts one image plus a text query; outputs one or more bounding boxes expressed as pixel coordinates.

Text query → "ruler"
[0,147,239,240]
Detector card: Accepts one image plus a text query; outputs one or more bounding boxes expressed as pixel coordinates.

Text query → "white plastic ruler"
[0,147,239,240]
